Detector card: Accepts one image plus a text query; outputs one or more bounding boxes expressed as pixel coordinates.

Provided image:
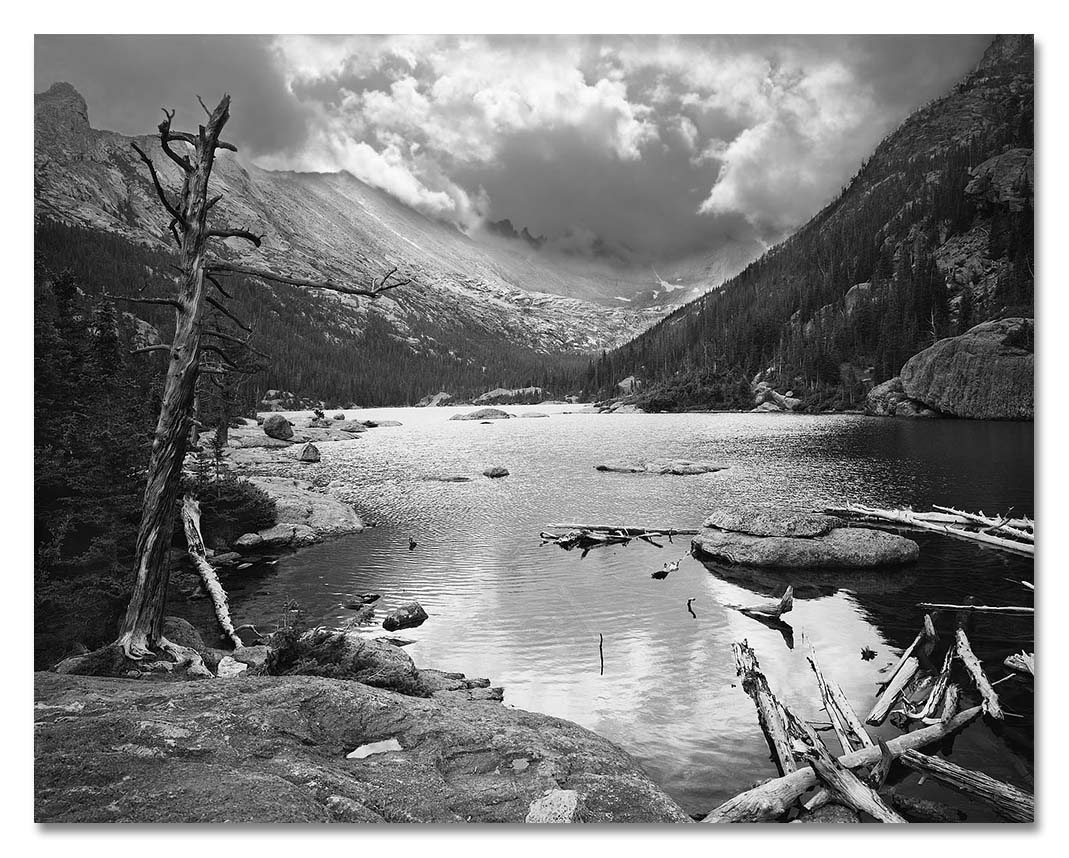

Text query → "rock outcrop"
[417,392,454,407]
[899,318,1034,420]
[34,672,690,823]
[864,377,940,419]
[692,526,919,569]
[702,510,838,539]
[473,387,546,405]
[245,476,363,543]
[596,459,727,475]
[449,408,512,421]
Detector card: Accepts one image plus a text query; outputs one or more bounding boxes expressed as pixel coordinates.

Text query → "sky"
[35,34,993,264]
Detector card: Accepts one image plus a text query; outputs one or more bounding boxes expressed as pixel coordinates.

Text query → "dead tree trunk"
[115,94,410,662]
[181,494,242,647]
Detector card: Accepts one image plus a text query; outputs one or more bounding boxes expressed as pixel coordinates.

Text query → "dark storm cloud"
[34,35,311,158]
[35,34,995,261]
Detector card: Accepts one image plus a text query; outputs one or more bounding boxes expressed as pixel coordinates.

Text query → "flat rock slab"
[692,527,919,568]
[702,510,839,538]
[34,673,690,823]
[596,459,728,475]
[246,476,364,543]
[449,408,512,421]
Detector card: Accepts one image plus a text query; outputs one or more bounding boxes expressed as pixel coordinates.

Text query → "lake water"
[220,406,1034,820]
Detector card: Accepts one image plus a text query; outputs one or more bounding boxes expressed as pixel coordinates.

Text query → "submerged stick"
[599,633,604,676]
[919,603,1033,617]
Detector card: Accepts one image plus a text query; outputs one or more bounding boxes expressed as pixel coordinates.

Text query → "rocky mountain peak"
[977,35,1033,72]
[35,82,91,140]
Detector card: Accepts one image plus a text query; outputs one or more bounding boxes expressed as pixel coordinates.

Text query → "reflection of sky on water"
[221,406,1033,817]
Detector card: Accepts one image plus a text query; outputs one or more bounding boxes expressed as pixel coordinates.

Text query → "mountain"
[34,83,764,406]
[590,35,1034,415]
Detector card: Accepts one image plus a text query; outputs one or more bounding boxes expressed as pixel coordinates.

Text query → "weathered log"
[805,751,906,823]
[702,706,982,823]
[867,615,936,725]
[930,506,1034,542]
[885,787,967,823]
[1004,652,1034,676]
[898,750,1033,822]
[180,494,242,648]
[732,641,799,775]
[547,523,699,536]
[903,646,956,723]
[805,637,872,754]
[733,586,794,621]
[954,628,1003,719]
[825,504,1033,557]
[919,602,1033,617]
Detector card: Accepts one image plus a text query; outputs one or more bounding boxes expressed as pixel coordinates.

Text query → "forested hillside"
[583,35,1034,412]
[35,220,587,408]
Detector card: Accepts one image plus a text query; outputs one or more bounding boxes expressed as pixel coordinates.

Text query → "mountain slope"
[590,35,1034,413]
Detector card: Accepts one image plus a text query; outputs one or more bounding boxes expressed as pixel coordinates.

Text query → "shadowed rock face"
[692,527,919,569]
[34,673,691,823]
[900,318,1033,420]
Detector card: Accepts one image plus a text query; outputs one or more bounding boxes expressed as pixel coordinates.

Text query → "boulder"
[247,477,363,542]
[234,532,263,551]
[449,408,511,421]
[34,673,690,822]
[417,392,454,407]
[865,376,940,418]
[519,412,549,418]
[262,414,294,441]
[702,510,839,538]
[900,318,1033,419]
[750,401,783,413]
[362,420,403,428]
[298,443,321,463]
[383,602,429,632]
[333,420,368,433]
[282,629,423,694]
[692,526,919,569]
[230,645,271,675]
[483,467,510,478]
[595,459,727,475]
[217,656,249,679]
[333,413,346,421]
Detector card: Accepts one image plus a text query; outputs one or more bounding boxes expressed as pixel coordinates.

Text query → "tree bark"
[732,641,799,775]
[181,494,242,647]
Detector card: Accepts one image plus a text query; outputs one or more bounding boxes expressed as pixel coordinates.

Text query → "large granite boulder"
[864,377,940,419]
[900,318,1033,420]
[34,673,690,823]
[449,408,511,421]
[702,510,839,538]
[692,527,919,569]
[262,413,294,441]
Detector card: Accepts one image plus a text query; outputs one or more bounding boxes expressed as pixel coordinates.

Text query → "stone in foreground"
[262,413,294,441]
[692,526,919,568]
[383,601,430,632]
[34,673,689,823]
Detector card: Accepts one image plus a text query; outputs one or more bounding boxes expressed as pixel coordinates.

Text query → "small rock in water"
[346,738,402,759]
[408,538,417,551]
[483,466,510,478]
[383,601,429,632]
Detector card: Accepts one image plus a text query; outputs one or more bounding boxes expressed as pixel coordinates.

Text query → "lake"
[221,406,1034,820]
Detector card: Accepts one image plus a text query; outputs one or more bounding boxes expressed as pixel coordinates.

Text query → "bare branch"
[206,194,224,212]
[204,327,270,359]
[208,262,410,298]
[205,273,235,300]
[168,218,182,247]
[215,140,238,153]
[157,109,194,172]
[208,227,264,247]
[206,296,252,333]
[196,95,211,117]
[131,344,173,356]
[103,292,183,311]
[200,343,239,368]
[130,142,183,223]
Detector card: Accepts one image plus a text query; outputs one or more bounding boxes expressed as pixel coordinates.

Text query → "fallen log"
[1004,652,1034,676]
[805,637,872,754]
[918,602,1033,617]
[930,506,1034,543]
[912,509,1032,531]
[825,504,1033,557]
[702,706,982,823]
[732,641,799,775]
[954,628,1004,719]
[181,494,242,649]
[805,749,906,823]
[547,523,699,536]
[903,646,956,723]
[867,615,936,725]
[898,750,1033,822]
[731,586,794,621]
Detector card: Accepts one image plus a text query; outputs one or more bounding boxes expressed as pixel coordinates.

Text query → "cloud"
[35,34,994,260]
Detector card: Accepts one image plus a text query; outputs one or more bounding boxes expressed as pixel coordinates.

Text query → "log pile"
[539,524,697,553]
[824,503,1034,557]
[706,628,1034,823]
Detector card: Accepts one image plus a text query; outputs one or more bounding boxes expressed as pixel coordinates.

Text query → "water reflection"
[213,407,1032,818]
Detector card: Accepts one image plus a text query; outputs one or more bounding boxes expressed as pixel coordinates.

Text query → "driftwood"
[930,506,1034,543]
[1004,651,1034,676]
[805,636,872,754]
[919,602,1033,617]
[547,523,699,536]
[867,615,936,725]
[732,641,799,775]
[702,706,982,823]
[180,494,242,648]
[954,628,1004,719]
[803,747,906,823]
[729,586,794,621]
[825,504,1033,557]
[902,646,956,724]
[898,750,1033,822]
